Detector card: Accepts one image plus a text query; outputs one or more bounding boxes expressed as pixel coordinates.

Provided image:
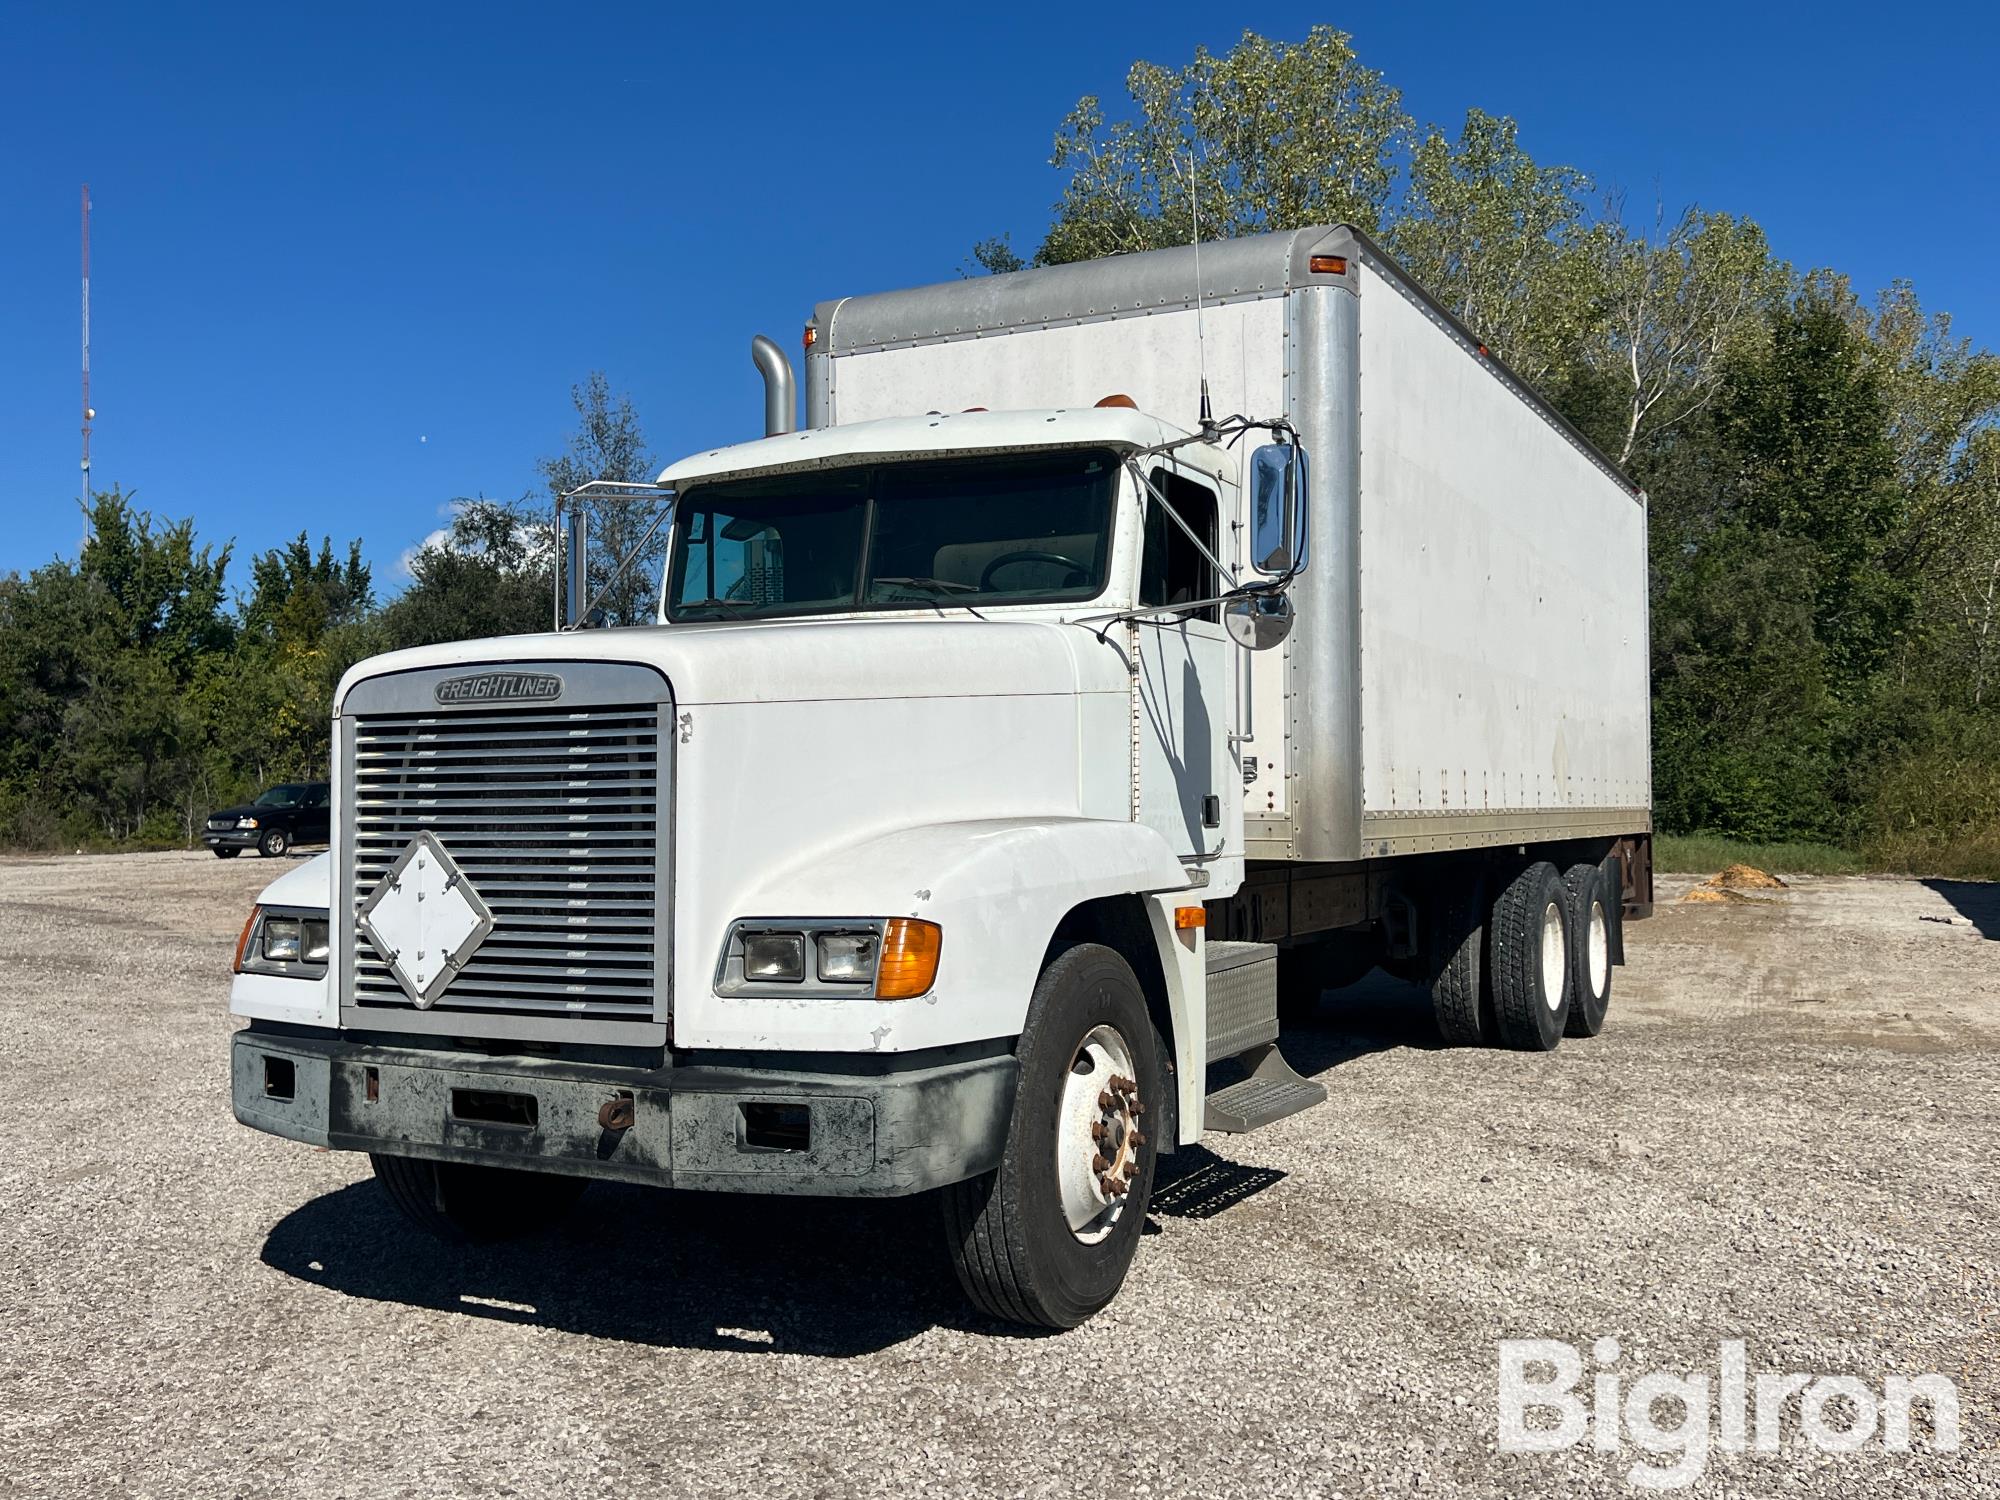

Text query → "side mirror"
[1224,591,1295,651]
[1248,443,1310,574]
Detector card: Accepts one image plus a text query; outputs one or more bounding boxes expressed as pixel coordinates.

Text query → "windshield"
[254,785,305,807]
[665,449,1120,621]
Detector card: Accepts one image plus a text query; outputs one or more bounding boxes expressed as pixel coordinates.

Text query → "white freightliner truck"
[230,226,1652,1329]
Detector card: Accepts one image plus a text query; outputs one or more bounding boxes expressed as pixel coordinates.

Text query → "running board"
[1203,1042,1327,1134]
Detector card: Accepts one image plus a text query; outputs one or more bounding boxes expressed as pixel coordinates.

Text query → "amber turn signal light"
[875,918,943,999]
[1309,254,1349,275]
[233,906,261,974]
[1174,906,1207,930]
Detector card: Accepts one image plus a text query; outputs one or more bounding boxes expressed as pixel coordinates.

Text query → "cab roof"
[656,407,1201,491]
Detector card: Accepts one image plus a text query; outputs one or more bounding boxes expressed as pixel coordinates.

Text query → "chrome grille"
[347,702,661,1019]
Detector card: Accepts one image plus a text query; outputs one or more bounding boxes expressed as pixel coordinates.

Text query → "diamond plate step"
[1203,1042,1328,1134]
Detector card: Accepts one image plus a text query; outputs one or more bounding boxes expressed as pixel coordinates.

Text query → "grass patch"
[1654,834,1867,877]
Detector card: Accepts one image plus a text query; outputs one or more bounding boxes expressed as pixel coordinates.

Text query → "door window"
[1139,469,1220,622]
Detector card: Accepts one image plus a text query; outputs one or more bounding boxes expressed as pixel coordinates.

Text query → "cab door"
[1132,463,1235,870]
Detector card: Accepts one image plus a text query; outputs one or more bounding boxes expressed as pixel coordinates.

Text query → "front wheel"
[941,943,1161,1329]
[370,1153,590,1242]
[258,827,291,858]
[213,847,240,859]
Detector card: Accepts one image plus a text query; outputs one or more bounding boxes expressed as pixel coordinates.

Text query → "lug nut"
[1098,1091,1113,1110]
[1092,1153,1108,1173]
[1131,1131,1146,1149]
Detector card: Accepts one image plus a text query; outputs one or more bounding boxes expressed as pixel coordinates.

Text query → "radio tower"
[80,184,94,546]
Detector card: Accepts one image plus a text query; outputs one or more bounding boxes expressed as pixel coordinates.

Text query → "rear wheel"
[941,943,1160,1329]
[370,1153,590,1242]
[1490,862,1571,1051]
[1561,862,1614,1037]
[1426,875,1491,1046]
[258,827,291,858]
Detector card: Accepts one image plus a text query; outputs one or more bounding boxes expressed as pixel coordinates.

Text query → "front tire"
[941,943,1161,1329]
[213,847,240,859]
[258,827,291,858]
[370,1153,589,1242]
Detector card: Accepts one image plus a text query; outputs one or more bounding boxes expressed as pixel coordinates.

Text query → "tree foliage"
[537,373,664,627]
[1034,27,1408,266]
[0,374,661,848]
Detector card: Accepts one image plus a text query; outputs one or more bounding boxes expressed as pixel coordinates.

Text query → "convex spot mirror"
[1225,591,1295,651]
[1249,443,1310,574]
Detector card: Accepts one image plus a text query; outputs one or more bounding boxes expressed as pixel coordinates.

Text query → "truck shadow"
[1278,968,1447,1076]
[1923,878,2000,939]
[260,1178,971,1355]
[256,973,1437,1354]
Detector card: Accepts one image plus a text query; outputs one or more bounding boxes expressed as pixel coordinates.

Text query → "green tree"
[1022,27,1409,267]
[242,533,373,647]
[1584,208,1788,466]
[537,372,664,627]
[381,498,554,649]
[79,488,235,676]
[1386,108,1597,387]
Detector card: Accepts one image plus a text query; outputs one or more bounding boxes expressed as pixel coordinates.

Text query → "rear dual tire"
[1561,861,1615,1037]
[1428,860,1610,1050]
[1489,862,1572,1050]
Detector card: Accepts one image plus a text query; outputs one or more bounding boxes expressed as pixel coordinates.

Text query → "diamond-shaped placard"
[357,831,494,1008]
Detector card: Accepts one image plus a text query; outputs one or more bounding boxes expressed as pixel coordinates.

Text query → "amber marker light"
[233,907,261,974]
[1174,906,1207,930]
[875,918,943,999]
[1309,254,1349,275]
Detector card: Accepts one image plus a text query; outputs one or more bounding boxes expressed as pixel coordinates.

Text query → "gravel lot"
[1,850,1993,1498]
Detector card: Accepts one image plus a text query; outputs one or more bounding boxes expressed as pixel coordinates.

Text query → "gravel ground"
[0,850,1993,1498]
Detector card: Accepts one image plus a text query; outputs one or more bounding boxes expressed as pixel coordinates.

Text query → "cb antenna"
[1180,152,1213,434]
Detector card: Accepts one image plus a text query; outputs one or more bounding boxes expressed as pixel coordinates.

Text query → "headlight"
[816,930,879,983]
[235,906,330,977]
[741,931,805,982]
[263,918,302,962]
[237,815,259,829]
[719,919,939,998]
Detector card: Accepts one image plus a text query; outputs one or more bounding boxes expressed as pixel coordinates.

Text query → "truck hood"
[334,617,1123,713]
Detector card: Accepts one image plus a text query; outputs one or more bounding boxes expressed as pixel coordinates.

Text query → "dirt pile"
[1678,864,1790,904]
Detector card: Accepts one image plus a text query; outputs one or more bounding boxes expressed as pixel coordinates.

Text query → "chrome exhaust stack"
[751,334,796,437]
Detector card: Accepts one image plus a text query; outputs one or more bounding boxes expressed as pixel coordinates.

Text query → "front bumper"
[205,828,260,849]
[232,1029,1016,1197]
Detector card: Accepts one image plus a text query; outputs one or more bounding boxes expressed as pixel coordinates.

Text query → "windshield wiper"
[675,597,758,618]
[871,577,986,618]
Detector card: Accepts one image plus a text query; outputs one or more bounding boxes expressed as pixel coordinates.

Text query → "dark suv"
[205,782,330,859]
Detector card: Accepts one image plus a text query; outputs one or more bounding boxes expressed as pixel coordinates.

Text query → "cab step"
[1203,1042,1327,1134]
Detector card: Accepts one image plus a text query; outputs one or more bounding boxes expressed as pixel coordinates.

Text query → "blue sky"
[4,3,1995,591]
